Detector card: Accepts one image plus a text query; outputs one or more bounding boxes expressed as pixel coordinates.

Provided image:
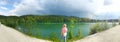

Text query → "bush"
[75,28,83,39]
[89,23,101,34]
[2,22,18,28]
[68,29,74,39]
[49,32,59,42]
[68,18,74,40]
[89,22,109,35]
[75,28,84,40]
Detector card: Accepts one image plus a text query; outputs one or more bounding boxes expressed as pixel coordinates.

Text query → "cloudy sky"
[0,0,120,19]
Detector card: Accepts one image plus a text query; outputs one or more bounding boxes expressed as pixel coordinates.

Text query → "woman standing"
[60,24,68,42]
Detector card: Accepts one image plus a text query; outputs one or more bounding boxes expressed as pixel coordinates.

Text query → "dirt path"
[0,24,51,42]
[74,25,120,42]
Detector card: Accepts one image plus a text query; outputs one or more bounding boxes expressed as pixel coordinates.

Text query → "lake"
[17,22,114,39]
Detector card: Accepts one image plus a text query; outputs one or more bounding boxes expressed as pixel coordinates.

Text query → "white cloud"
[92,0,120,19]
[96,5,120,13]
[8,0,45,16]
[0,11,7,16]
[0,7,8,10]
[0,12,3,15]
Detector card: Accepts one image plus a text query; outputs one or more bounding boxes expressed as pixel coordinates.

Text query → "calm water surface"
[18,23,113,39]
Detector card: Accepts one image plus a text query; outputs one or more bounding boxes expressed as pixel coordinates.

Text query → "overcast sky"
[0,0,120,19]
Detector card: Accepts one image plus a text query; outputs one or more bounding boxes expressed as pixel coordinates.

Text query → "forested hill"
[0,15,91,23]
[0,15,91,28]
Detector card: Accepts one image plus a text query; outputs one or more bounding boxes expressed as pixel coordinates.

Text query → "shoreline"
[0,24,51,42]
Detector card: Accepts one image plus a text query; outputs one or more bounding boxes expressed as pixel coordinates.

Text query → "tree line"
[0,15,91,28]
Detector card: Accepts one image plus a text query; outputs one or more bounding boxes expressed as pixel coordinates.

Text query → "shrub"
[89,22,109,35]
[49,32,59,42]
[75,28,83,39]
[68,18,74,40]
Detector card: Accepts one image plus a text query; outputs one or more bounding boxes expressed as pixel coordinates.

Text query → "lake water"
[17,22,114,39]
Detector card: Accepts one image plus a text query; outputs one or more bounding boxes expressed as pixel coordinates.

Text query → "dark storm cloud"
[8,0,96,17]
[40,0,91,17]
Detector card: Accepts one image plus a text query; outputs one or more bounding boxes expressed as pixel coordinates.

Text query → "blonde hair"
[63,24,67,27]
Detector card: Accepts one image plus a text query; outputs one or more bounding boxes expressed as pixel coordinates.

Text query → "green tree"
[68,18,75,40]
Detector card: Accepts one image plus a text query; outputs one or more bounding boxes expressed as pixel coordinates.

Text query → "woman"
[60,24,68,42]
